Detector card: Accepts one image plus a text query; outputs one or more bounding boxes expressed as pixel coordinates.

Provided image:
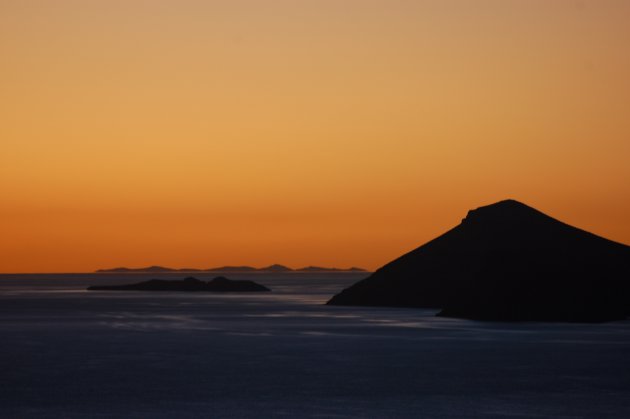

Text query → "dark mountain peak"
[296,266,353,272]
[328,199,630,322]
[143,265,175,271]
[468,198,531,214]
[96,266,177,273]
[462,199,553,226]
[262,264,293,272]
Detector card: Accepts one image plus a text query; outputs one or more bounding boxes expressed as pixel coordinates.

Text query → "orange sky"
[1,0,629,272]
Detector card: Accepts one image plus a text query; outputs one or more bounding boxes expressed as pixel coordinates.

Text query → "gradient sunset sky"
[1,1,629,272]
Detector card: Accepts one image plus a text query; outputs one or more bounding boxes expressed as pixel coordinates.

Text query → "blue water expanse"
[1,273,629,418]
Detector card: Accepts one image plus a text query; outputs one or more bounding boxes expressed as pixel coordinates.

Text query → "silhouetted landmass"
[327,199,630,322]
[260,264,293,272]
[297,266,366,272]
[96,265,365,273]
[96,265,178,273]
[205,266,259,272]
[87,276,270,292]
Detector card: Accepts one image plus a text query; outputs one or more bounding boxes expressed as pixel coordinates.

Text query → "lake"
[1,273,629,418]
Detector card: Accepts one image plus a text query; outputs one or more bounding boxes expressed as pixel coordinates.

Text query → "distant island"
[87,276,271,292]
[328,199,630,323]
[96,264,367,273]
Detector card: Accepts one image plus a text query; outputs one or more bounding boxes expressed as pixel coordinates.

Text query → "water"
[1,273,629,418]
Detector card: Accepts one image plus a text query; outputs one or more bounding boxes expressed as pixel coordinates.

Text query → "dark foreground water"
[1,273,629,419]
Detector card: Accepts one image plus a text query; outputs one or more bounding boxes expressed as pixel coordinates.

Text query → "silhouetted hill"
[260,264,293,272]
[297,266,367,272]
[97,265,366,273]
[205,266,259,272]
[327,199,630,322]
[96,266,177,273]
[87,276,270,292]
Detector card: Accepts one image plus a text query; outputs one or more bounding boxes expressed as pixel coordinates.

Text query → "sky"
[1,0,629,272]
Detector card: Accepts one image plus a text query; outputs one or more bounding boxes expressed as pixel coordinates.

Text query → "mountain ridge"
[327,199,630,322]
[96,265,367,273]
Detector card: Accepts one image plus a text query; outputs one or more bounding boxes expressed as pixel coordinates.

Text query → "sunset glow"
[2,0,629,272]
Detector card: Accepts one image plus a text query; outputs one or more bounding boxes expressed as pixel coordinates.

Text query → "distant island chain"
[96,264,366,273]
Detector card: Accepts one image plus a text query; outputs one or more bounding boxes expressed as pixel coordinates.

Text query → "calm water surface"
[1,273,629,418]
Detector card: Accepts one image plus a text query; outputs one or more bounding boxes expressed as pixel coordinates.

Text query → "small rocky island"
[87,276,271,292]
